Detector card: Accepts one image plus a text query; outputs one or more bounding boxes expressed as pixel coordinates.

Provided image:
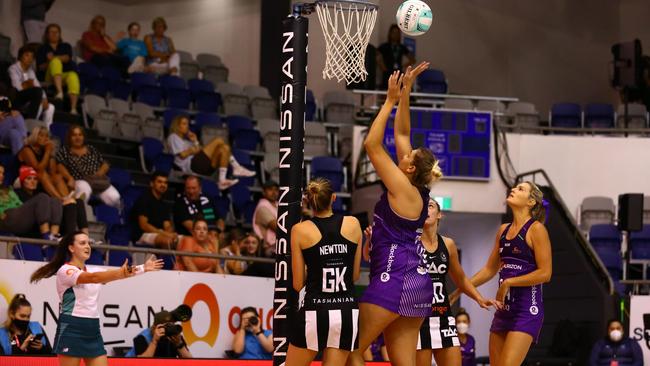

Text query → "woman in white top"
[167,115,255,190]
[30,231,163,366]
[8,46,54,127]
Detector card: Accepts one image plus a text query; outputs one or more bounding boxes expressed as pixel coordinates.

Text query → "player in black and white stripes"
[286,178,362,366]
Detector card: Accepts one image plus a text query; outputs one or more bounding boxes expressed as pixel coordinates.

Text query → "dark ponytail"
[31,231,84,283]
[4,294,31,328]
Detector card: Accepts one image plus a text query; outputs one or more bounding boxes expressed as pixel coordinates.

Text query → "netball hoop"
[273,2,378,365]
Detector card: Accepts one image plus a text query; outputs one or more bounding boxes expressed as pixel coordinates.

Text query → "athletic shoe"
[218,178,239,190]
[233,166,256,177]
[54,92,64,100]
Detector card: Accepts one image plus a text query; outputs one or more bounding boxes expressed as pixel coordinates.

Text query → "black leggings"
[12,87,43,119]
[62,199,88,236]
[0,193,61,235]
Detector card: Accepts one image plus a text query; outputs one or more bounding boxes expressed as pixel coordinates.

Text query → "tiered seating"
[417,69,448,94]
[217,82,249,116]
[616,103,648,129]
[197,53,229,85]
[323,91,356,124]
[588,224,623,293]
[579,196,616,231]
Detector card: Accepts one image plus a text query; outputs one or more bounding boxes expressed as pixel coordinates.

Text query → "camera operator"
[127,310,192,358]
[232,307,273,359]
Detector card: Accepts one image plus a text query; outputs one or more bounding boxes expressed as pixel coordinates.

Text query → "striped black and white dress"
[290,214,359,352]
[417,234,460,350]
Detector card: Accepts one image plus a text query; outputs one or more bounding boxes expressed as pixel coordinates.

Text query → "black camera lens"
[164,323,182,337]
[248,316,259,326]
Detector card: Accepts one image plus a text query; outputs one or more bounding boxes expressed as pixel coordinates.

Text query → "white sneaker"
[218,178,239,190]
[233,166,256,177]
[54,92,64,100]
[128,56,145,74]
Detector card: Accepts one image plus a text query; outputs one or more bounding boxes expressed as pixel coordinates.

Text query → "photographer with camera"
[127,307,192,358]
[232,307,273,360]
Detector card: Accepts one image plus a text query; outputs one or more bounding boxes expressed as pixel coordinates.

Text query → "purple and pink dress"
[490,218,544,342]
[360,188,433,317]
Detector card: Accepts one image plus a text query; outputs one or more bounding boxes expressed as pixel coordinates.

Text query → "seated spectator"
[55,125,121,207]
[0,163,61,240]
[456,309,476,366]
[126,310,192,358]
[252,180,278,257]
[19,126,72,199]
[167,115,254,190]
[221,228,245,275]
[131,172,178,248]
[0,294,51,355]
[16,166,88,237]
[175,219,224,273]
[116,22,150,74]
[589,319,643,366]
[8,46,54,128]
[36,24,79,114]
[144,17,180,76]
[0,100,27,155]
[173,175,225,236]
[81,15,130,75]
[363,334,388,362]
[240,233,273,277]
[231,307,272,360]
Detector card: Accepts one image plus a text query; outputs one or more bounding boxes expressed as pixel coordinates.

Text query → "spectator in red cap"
[0,164,62,240]
[16,166,88,237]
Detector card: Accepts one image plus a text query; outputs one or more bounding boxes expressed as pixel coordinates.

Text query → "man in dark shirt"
[131,172,178,248]
[173,175,225,236]
[377,24,415,89]
[130,310,192,358]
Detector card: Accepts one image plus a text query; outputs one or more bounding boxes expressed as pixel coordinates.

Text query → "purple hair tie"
[542,199,550,223]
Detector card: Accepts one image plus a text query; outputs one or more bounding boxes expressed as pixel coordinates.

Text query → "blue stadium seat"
[167,88,192,109]
[188,79,215,98]
[195,92,222,113]
[584,103,615,129]
[201,179,220,201]
[100,66,121,84]
[417,69,448,94]
[0,154,19,185]
[131,72,157,90]
[551,103,582,129]
[122,185,145,217]
[306,89,316,121]
[230,183,255,223]
[163,109,185,129]
[106,224,132,246]
[311,156,344,191]
[231,149,256,186]
[136,85,164,107]
[195,112,221,127]
[213,195,230,219]
[159,75,187,90]
[226,115,254,136]
[589,224,621,269]
[161,255,176,270]
[140,137,174,174]
[49,123,69,142]
[95,204,121,228]
[106,168,132,193]
[111,81,132,101]
[630,225,650,260]
[78,62,100,94]
[86,249,105,265]
[12,243,44,261]
[231,129,261,151]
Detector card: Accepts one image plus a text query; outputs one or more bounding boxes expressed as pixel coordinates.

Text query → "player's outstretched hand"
[478,297,503,310]
[386,70,404,103]
[144,255,164,272]
[402,61,430,88]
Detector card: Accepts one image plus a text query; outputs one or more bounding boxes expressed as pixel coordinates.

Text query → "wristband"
[134,264,145,275]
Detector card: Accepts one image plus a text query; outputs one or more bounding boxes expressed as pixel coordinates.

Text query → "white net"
[315,0,378,85]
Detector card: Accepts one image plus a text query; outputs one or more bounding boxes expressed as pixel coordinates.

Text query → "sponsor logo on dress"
[513,247,522,254]
[442,327,458,337]
[440,252,447,262]
[380,272,391,282]
[502,263,523,270]
[381,244,399,282]
[530,285,539,315]
[530,305,539,315]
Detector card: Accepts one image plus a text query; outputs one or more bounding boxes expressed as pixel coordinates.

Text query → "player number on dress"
[322,267,347,293]
[432,282,445,303]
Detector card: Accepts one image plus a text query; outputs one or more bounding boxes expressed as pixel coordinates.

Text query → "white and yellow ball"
[396,0,433,37]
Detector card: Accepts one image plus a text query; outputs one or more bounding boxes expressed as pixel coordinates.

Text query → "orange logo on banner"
[182,283,220,347]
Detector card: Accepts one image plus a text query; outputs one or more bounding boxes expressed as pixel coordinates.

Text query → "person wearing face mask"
[30,232,163,365]
[589,319,643,366]
[455,309,476,366]
[0,294,52,355]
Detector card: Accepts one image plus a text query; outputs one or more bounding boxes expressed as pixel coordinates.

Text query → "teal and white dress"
[53,263,106,357]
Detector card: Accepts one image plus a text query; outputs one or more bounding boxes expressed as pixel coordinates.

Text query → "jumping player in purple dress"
[347,62,444,366]
[462,182,552,366]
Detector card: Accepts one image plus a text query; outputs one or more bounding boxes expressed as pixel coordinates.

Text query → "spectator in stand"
[21,0,55,44]
[0,163,61,240]
[116,22,150,74]
[231,307,273,360]
[144,17,180,76]
[456,309,477,366]
[19,126,72,199]
[0,294,52,355]
[0,98,28,155]
[8,46,54,128]
[589,319,643,366]
[175,219,224,273]
[36,24,79,114]
[237,232,272,277]
[55,125,121,207]
[81,15,130,75]
[167,115,254,191]
[221,228,245,274]
[16,166,88,237]
[252,180,278,257]
[377,24,415,89]
[131,172,179,249]
[173,175,225,237]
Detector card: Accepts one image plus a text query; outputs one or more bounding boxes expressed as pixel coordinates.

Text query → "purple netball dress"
[360,188,433,317]
[490,218,544,342]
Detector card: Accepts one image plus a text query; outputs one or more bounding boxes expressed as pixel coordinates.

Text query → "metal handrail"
[1,235,274,264]
[514,170,615,295]
[496,121,650,135]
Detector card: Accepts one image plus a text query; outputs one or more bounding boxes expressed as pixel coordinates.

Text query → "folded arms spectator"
[175,219,224,273]
[81,15,130,76]
[131,172,179,249]
[173,175,225,236]
[36,24,79,114]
